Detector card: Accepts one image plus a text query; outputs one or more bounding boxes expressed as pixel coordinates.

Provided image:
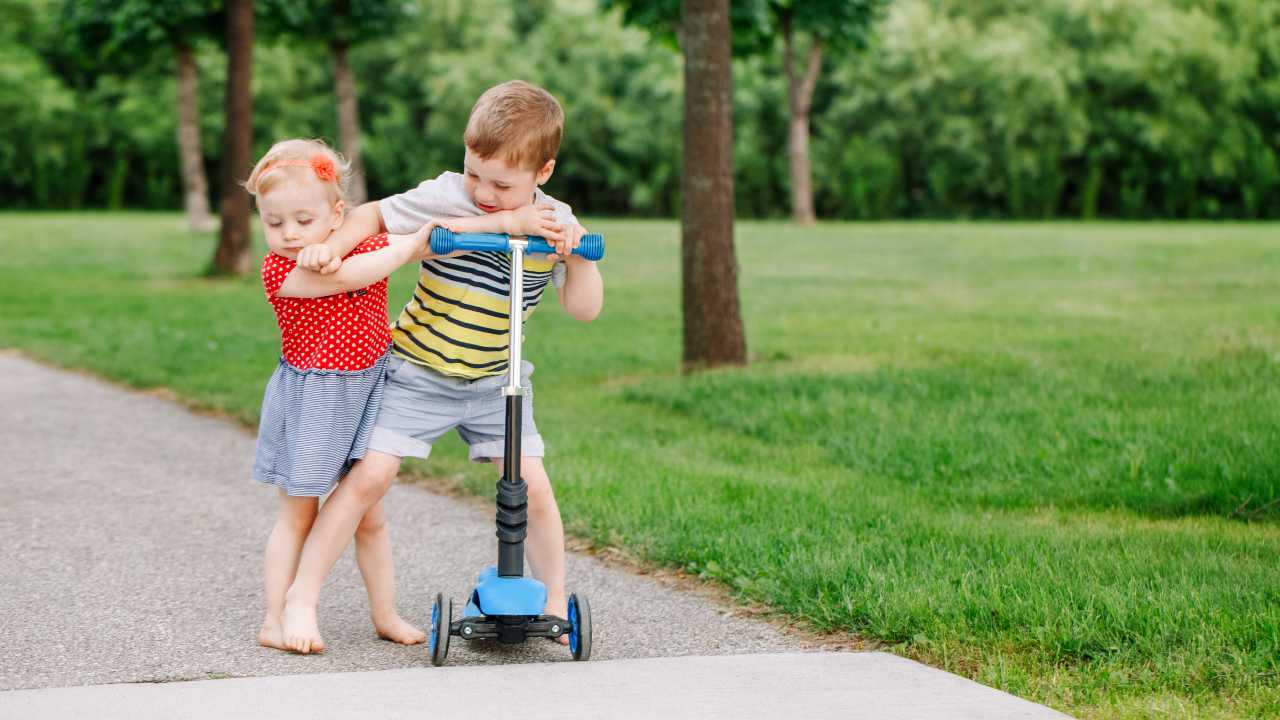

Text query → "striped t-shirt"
[379,172,575,379]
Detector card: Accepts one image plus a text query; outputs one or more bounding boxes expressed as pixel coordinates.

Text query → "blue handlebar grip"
[526,234,605,261]
[430,227,511,255]
[431,226,605,261]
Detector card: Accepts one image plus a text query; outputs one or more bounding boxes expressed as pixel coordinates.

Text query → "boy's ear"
[535,158,556,186]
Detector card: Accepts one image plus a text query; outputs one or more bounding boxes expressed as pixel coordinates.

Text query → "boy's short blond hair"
[244,138,350,206]
[464,81,564,171]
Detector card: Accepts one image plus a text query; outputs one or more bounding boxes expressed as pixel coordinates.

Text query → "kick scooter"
[426,226,605,666]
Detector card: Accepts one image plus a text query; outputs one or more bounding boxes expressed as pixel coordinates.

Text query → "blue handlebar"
[430,227,605,261]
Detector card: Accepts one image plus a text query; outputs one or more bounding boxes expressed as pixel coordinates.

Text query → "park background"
[1,0,1279,718]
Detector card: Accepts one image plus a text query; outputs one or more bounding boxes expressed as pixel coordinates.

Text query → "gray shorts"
[368,355,544,462]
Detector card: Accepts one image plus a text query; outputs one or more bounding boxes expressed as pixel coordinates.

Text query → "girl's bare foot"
[282,602,326,654]
[258,619,289,651]
[373,612,426,645]
[546,593,569,646]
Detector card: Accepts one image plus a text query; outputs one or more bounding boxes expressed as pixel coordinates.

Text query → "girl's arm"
[298,202,387,273]
[277,231,427,299]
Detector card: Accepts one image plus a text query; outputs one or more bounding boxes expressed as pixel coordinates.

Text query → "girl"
[246,138,432,653]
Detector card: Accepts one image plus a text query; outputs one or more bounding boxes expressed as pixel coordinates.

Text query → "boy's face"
[257,177,344,259]
[463,148,555,214]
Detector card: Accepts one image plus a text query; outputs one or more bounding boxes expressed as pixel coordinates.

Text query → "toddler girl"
[246,138,431,653]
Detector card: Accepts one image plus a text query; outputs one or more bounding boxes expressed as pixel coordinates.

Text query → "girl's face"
[257,176,344,259]
[463,148,554,214]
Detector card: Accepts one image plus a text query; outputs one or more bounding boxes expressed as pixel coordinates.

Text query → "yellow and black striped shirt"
[390,251,561,379]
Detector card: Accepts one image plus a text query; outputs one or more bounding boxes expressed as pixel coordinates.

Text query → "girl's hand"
[411,222,438,260]
[503,202,564,243]
[298,244,342,274]
[548,224,588,262]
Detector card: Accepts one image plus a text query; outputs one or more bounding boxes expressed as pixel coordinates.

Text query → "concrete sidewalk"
[0,353,1071,718]
[0,653,1068,720]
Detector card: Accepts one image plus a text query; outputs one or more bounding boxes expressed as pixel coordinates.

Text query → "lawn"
[1,213,1277,718]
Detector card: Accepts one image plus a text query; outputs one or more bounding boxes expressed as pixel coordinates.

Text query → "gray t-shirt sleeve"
[533,188,579,289]
[379,171,477,235]
[533,186,577,228]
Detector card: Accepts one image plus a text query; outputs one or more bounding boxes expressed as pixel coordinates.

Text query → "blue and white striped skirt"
[252,352,389,497]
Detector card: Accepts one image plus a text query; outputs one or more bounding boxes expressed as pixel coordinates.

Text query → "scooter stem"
[496,241,528,577]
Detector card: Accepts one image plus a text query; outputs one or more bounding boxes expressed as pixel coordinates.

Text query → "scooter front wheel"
[568,593,592,661]
[429,593,452,666]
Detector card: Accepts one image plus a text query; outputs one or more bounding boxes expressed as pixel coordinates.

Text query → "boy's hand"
[503,202,564,243]
[298,244,342,275]
[548,224,589,262]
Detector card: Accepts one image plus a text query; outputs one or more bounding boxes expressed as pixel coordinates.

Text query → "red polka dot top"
[261,234,392,371]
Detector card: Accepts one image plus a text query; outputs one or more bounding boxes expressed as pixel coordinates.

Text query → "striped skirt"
[252,352,389,497]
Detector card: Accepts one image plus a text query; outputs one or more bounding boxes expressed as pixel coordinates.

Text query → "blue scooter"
[426,226,604,665]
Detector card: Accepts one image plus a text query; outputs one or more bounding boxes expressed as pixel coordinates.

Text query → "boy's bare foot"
[258,620,289,651]
[546,593,569,646]
[373,612,426,645]
[281,602,325,654]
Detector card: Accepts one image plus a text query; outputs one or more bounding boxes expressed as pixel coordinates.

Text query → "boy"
[278,80,602,652]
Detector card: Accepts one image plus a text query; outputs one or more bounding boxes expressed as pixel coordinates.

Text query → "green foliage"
[815,0,1280,218]
[3,0,1278,218]
[59,0,223,63]
[600,0,771,53]
[0,41,77,207]
[352,0,685,214]
[261,0,404,46]
[769,0,880,51]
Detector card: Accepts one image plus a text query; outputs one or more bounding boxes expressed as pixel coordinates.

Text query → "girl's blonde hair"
[244,138,351,207]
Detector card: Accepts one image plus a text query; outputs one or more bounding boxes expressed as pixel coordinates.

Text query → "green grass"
[2,213,1278,718]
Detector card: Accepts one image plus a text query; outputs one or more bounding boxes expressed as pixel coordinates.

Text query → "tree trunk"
[213,0,254,276]
[680,0,746,370]
[783,18,822,225]
[174,42,215,232]
[331,40,367,205]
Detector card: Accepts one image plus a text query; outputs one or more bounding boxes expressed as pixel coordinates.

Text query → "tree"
[605,0,747,368]
[768,1,880,224]
[680,0,747,368]
[59,0,223,231]
[212,0,253,275]
[264,0,404,205]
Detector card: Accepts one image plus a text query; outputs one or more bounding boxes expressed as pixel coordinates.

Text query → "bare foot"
[281,602,325,654]
[258,620,289,651]
[373,612,426,645]
[546,594,569,646]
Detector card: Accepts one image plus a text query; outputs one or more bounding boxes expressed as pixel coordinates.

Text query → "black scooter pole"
[495,243,528,578]
[496,395,526,577]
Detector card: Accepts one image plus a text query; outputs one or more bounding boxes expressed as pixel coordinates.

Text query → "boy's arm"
[439,203,565,241]
[277,228,430,299]
[555,225,603,322]
[298,202,386,273]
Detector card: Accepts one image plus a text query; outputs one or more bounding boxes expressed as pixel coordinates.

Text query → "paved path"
[0,353,1070,718]
[1,653,1066,720]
